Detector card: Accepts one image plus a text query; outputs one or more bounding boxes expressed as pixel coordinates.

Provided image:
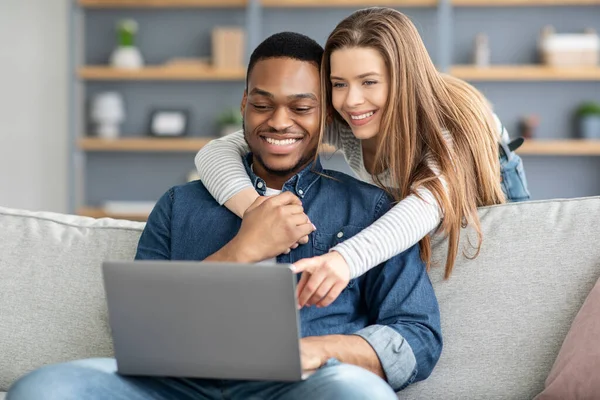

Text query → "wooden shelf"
[79,137,336,152]
[79,0,246,7]
[261,0,437,7]
[450,65,600,81]
[452,0,600,5]
[77,207,150,221]
[79,137,215,152]
[517,140,600,155]
[79,66,246,81]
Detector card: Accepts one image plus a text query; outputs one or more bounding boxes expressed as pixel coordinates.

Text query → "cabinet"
[70,0,600,220]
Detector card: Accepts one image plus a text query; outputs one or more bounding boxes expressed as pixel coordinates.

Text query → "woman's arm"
[194,130,256,218]
[332,187,442,278]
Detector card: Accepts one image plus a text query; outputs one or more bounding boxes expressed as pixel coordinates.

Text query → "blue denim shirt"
[135,154,442,391]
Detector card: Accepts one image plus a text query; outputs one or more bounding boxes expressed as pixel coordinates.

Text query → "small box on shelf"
[539,26,599,67]
[212,27,245,70]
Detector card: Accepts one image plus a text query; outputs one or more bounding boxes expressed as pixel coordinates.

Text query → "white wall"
[0,0,68,213]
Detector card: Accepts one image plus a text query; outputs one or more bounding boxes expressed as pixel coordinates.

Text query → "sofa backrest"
[402,196,600,399]
[1,197,600,397]
[0,207,144,391]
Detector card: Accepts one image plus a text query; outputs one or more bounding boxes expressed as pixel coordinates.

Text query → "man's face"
[242,58,321,182]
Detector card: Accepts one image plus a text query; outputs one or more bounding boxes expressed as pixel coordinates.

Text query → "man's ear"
[241,90,247,115]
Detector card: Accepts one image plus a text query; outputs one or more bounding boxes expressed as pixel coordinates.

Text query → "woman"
[195,7,515,308]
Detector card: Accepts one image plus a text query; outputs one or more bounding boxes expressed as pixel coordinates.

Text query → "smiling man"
[7,32,442,400]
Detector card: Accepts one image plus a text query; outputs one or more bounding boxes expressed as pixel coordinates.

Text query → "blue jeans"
[7,358,397,400]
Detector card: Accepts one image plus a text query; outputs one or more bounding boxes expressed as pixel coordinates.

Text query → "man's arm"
[135,190,173,260]
[354,243,443,391]
[300,244,441,391]
[300,335,384,378]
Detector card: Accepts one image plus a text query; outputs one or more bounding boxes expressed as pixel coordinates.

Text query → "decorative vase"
[110,19,143,69]
[579,115,600,139]
[110,46,143,69]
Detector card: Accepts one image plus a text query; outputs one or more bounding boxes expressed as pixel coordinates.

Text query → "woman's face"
[330,46,389,141]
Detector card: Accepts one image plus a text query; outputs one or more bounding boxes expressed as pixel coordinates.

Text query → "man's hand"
[294,251,350,308]
[230,192,316,263]
[300,337,328,372]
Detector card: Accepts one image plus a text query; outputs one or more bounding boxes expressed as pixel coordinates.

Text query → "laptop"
[102,260,309,382]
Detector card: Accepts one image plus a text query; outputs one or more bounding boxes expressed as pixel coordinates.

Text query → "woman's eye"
[364,80,377,86]
[294,107,312,113]
[332,82,346,89]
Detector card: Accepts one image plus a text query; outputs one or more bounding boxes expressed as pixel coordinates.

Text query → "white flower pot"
[110,46,144,69]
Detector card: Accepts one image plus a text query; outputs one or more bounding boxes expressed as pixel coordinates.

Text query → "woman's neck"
[361,136,384,175]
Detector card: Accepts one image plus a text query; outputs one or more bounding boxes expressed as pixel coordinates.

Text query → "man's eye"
[252,104,270,110]
[294,107,312,113]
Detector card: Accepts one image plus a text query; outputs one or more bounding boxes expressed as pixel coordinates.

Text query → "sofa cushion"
[0,206,144,392]
[401,196,600,399]
[535,275,600,399]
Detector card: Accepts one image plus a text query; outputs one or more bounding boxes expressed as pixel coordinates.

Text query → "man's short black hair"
[246,32,324,87]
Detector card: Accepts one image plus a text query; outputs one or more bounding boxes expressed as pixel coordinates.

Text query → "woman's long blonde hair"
[320,7,506,278]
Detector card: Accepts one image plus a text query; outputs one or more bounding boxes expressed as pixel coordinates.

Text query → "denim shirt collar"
[242,153,323,199]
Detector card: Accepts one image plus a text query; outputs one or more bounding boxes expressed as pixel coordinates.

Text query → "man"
[7,32,441,400]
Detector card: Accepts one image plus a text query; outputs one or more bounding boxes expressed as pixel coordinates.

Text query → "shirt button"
[336,231,344,238]
[298,189,304,195]
[257,182,264,188]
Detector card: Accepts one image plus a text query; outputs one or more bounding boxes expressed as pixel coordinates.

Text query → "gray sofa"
[1,196,600,399]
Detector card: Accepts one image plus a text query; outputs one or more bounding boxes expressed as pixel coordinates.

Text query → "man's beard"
[252,152,315,177]
[244,120,317,177]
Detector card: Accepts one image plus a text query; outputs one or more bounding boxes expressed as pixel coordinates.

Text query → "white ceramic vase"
[110,46,144,69]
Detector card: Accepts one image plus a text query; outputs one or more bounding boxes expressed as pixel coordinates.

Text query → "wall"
[0,0,68,213]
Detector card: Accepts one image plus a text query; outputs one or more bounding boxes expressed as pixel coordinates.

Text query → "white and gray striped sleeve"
[194,130,251,205]
[332,185,443,279]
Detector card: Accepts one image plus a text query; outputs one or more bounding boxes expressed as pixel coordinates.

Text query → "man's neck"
[251,160,310,190]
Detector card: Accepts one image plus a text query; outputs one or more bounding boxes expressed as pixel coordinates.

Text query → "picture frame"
[148,109,190,137]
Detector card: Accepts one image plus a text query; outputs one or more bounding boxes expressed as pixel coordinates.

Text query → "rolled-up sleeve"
[354,324,417,391]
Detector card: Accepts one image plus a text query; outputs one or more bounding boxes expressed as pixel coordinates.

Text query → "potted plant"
[217,108,243,137]
[110,19,144,69]
[575,101,600,139]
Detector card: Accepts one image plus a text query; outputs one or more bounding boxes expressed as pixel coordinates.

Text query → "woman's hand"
[293,251,350,308]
